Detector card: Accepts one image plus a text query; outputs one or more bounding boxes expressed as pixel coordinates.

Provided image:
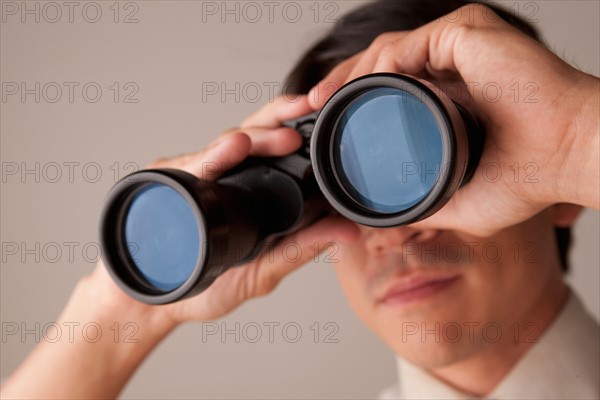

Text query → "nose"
[365,227,440,256]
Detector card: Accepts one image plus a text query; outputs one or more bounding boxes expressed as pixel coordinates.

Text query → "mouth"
[378,273,461,307]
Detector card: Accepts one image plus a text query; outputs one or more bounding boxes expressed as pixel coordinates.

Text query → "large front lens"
[124,183,201,291]
[333,87,443,213]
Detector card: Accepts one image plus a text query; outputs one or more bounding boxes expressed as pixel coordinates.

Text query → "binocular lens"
[333,87,443,213]
[311,73,479,227]
[124,183,201,292]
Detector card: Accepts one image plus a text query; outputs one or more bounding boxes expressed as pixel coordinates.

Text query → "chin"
[371,305,486,368]
[388,333,483,369]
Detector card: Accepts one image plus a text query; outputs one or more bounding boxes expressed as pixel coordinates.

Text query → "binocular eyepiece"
[100,73,484,304]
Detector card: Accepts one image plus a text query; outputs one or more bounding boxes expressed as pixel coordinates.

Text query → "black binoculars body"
[100,73,484,304]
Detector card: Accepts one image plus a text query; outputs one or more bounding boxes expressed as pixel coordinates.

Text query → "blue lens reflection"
[334,87,443,213]
[124,183,200,291]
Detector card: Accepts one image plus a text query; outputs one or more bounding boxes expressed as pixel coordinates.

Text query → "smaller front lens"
[333,87,443,213]
[124,183,201,292]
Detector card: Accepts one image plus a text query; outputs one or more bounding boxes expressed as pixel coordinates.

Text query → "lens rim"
[311,73,469,227]
[100,169,214,304]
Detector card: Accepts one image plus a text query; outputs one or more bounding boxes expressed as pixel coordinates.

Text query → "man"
[2,1,599,398]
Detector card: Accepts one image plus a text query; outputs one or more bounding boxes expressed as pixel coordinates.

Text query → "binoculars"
[100,73,483,304]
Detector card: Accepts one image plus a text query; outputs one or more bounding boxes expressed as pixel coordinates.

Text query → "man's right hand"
[92,95,359,327]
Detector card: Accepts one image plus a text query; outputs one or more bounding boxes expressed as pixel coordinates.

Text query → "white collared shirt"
[379,291,600,399]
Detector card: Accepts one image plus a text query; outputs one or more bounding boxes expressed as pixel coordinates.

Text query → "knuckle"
[254,272,279,297]
[457,3,497,26]
[379,42,398,59]
[467,3,493,15]
[372,31,397,48]
[452,23,475,41]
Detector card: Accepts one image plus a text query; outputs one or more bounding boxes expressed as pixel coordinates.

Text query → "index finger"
[240,95,314,129]
[308,4,513,109]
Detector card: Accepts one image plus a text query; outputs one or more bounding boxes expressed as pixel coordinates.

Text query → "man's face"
[332,208,574,368]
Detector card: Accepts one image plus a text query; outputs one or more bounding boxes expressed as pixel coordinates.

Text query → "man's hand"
[309,3,599,237]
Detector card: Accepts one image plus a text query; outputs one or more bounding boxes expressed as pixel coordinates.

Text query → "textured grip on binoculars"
[283,111,319,157]
[216,163,308,263]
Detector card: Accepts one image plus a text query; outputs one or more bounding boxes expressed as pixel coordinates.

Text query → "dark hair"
[283,0,572,272]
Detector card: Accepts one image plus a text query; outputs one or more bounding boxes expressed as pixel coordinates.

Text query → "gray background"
[1,1,598,399]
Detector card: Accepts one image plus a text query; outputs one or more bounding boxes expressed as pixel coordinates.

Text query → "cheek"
[450,230,551,323]
[334,242,376,322]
